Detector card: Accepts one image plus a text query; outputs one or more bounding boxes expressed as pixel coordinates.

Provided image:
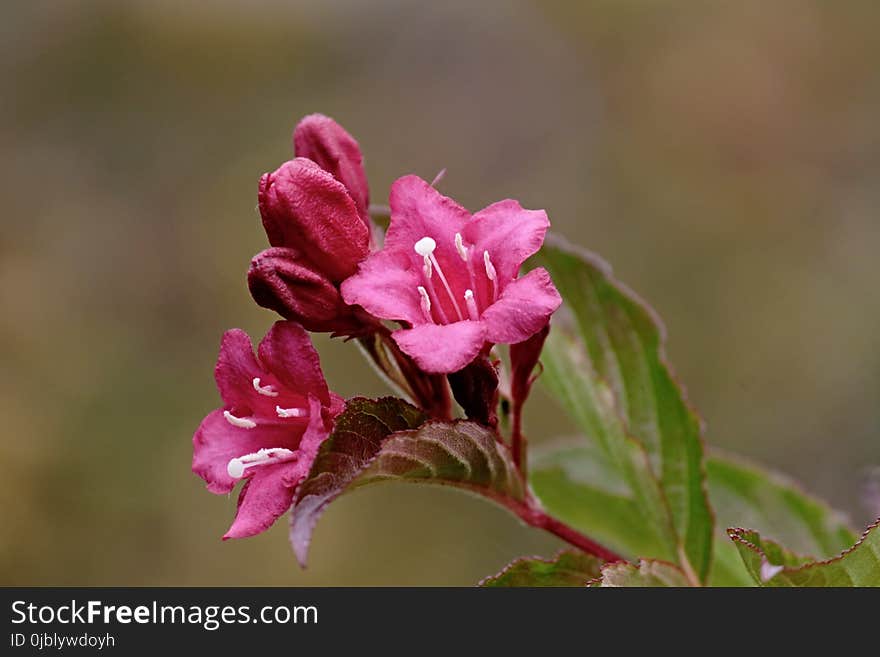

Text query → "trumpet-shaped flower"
[192,321,343,538]
[341,175,561,373]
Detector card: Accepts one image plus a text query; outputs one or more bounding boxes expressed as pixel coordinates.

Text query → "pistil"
[414,237,463,321]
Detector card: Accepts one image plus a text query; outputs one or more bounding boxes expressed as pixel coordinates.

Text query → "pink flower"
[192,321,344,539]
[341,175,562,373]
[293,113,371,227]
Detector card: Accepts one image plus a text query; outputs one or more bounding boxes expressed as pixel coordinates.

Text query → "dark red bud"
[293,114,370,225]
[248,247,361,334]
[258,158,369,282]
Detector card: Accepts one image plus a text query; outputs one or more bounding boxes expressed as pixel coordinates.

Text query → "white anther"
[414,236,437,257]
[483,250,497,281]
[226,459,246,479]
[226,447,296,479]
[464,289,479,321]
[422,255,432,278]
[418,285,432,321]
[276,406,307,418]
[223,410,257,429]
[455,232,468,262]
[252,377,278,397]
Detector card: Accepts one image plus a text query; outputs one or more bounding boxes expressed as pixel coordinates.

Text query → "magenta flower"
[341,175,562,373]
[192,321,343,539]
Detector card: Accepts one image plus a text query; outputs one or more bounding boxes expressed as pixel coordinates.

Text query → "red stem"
[511,399,525,472]
[507,496,624,563]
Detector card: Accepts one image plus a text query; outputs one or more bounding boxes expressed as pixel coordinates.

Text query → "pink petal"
[223,465,297,539]
[340,249,423,325]
[257,321,330,406]
[384,175,470,256]
[214,329,263,409]
[481,268,562,344]
[192,409,299,495]
[258,158,369,281]
[463,200,549,283]
[223,397,328,539]
[393,321,486,374]
[293,114,370,226]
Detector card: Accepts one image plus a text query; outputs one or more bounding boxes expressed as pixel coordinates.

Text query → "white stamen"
[223,410,256,429]
[252,377,278,397]
[454,232,468,261]
[414,236,436,257]
[484,250,499,302]
[464,289,479,321]
[418,285,432,321]
[276,405,307,418]
[430,168,447,187]
[483,250,497,281]
[422,254,432,278]
[427,251,464,321]
[226,447,296,479]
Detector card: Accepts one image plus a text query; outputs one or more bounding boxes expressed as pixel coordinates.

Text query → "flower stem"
[511,399,526,474]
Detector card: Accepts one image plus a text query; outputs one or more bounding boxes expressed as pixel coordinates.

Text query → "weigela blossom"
[192,321,343,538]
[341,175,561,373]
[249,115,372,332]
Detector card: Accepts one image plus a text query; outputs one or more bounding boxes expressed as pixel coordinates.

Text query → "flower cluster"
[193,114,561,539]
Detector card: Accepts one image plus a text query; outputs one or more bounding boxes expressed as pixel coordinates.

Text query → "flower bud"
[248,247,361,334]
[258,158,370,282]
[293,114,370,226]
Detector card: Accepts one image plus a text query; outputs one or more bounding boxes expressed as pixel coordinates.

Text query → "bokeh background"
[2,0,879,585]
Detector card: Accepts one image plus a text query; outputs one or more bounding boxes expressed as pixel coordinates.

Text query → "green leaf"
[290,397,526,567]
[529,443,674,564]
[530,443,857,586]
[729,519,880,586]
[707,451,857,585]
[588,559,691,587]
[479,550,603,587]
[533,236,712,582]
[289,397,427,566]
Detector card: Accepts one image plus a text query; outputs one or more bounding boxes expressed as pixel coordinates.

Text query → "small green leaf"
[729,519,880,586]
[589,560,691,587]
[533,236,712,581]
[290,397,427,567]
[530,444,857,586]
[480,550,603,587]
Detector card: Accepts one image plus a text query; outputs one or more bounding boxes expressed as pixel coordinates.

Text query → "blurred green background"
[2,0,879,585]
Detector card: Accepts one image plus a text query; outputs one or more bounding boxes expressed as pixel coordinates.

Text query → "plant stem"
[509,496,624,563]
[510,400,526,473]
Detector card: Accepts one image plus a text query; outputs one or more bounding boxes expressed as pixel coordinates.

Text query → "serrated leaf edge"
[728,517,880,584]
[477,548,599,587]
